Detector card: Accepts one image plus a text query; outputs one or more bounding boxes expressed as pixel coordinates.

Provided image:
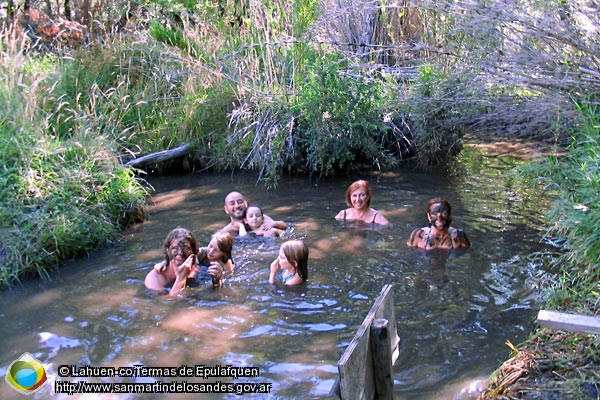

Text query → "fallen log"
[125,143,190,168]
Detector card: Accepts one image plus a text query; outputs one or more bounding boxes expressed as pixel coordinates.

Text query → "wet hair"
[427,197,453,225]
[281,240,309,282]
[211,231,235,262]
[345,180,371,208]
[163,227,199,265]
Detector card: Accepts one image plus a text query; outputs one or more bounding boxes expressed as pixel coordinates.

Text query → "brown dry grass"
[314,0,599,150]
[481,331,600,399]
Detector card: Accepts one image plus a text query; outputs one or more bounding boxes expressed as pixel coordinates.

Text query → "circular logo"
[5,352,48,395]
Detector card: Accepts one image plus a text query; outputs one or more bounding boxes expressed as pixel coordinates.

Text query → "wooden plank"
[370,319,393,400]
[537,310,600,335]
[336,284,400,400]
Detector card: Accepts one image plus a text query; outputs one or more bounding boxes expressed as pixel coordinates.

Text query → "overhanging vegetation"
[1,0,599,396]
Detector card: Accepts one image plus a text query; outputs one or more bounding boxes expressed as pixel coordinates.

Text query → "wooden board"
[537,310,600,335]
[336,284,400,400]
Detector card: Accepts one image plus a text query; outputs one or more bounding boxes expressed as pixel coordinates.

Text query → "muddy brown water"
[0,150,551,399]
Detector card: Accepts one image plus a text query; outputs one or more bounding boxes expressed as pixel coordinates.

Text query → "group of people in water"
[144,179,470,295]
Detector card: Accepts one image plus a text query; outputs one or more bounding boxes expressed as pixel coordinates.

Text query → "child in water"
[240,204,287,238]
[146,230,234,294]
[193,231,235,287]
[269,240,309,286]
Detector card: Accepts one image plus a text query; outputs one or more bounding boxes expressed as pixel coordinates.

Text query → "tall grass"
[519,101,600,313]
[184,0,415,186]
[0,32,148,288]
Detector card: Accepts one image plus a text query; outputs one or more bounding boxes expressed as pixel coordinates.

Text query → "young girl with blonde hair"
[269,240,309,286]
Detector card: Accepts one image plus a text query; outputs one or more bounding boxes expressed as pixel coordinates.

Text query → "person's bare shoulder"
[263,214,274,222]
[407,227,427,246]
[334,209,347,220]
[373,210,389,225]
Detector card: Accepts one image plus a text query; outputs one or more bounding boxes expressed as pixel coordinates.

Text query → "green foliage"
[294,61,396,177]
[406,66,465,167]
[43,39,201,157]
[0,37,148,288]
[226,50,405,186]
[519,100,600,311]
[185,86,238,171]
[151,0,198,12]
[148,21,201,59]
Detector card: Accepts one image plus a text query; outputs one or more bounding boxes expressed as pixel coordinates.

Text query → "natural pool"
[0,149,552,399]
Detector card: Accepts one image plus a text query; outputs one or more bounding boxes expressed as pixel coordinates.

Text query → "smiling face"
[168,239,193,266]
[206,238,225,262]
[224,192,247,221]
[350,187,369,210]
[245,206,264,230]
[428,203,451,230]
[345,180,371,208]
[163,228,199,266]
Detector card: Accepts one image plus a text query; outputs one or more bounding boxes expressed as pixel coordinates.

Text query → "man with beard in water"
[407,197,470,249]
[220,191,274,235]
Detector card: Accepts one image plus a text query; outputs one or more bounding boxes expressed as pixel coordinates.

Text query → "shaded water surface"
[0,154,551,399]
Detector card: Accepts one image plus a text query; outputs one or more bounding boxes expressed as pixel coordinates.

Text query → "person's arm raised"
[168,255,196,295]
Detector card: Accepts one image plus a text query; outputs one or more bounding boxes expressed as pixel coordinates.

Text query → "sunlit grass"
[0,32,148,288]
[520,101,600,312]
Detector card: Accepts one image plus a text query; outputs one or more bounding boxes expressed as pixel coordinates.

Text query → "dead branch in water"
[125,143,190,169]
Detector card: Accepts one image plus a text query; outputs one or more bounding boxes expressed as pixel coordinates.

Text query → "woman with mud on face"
[407,197,470,250]
[145,229,235,295]
[144,227,201,295]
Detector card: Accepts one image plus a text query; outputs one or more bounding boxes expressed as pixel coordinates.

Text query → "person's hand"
[208,261,225,287]
[175,255,196,281]
[270,259,279,275]
[153,261,167,273]
[268,259,279,284]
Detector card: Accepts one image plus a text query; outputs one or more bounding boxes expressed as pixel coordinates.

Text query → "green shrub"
[294,61,396,177]
[0,36,148,288]
[406,66,465,167]
[519,100,600,311]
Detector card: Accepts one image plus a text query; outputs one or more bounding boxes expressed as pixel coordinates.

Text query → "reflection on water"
[0,154,550,399]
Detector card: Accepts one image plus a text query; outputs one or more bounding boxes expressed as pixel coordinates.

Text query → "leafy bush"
[294,61,397,176]
[406,66,465,167]
[227,52,413,186]
[519,100,600,311]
